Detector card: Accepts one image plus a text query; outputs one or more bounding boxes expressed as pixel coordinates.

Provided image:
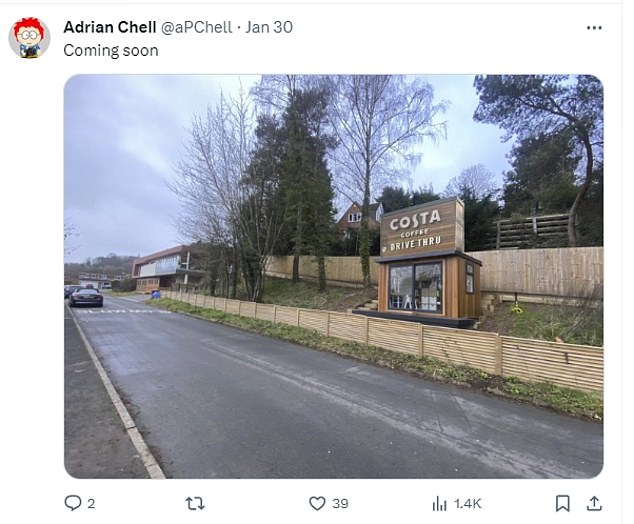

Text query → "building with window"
[357,197,482,328]
[77,273,114,290]
[335,202,384,233]
[132,245,206,293]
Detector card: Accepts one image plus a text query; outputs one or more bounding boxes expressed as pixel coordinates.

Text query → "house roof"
[347,201,382,212]
[132,244,202,266]
[337,201,383,222]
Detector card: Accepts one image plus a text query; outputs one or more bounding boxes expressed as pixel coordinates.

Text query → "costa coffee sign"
[379,197,465,258]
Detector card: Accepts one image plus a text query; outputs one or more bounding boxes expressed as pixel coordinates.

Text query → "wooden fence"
[266,255,380,286]
[468,247,603,298]
[163,290,603,393]
[489,213,569,249]
[266,247,603,298]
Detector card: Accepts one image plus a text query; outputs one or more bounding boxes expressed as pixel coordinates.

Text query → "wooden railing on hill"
[163,290,603,393]
[488,213,570,249]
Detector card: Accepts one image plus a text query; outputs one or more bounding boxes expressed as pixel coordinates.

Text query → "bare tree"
[443,163,498,200]
[327,75,447,286]
[170,87,284,301]
[250,75,330,114]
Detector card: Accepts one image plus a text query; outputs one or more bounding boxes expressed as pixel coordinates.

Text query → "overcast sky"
[64,74,513,263]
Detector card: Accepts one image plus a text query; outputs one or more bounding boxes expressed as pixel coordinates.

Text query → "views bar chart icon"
[433,496,448,511]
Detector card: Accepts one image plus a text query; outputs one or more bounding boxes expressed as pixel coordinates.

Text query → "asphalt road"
[65,301,149,478]
[66,294,602,479]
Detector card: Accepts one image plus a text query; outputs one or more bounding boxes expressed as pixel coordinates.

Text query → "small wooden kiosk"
[358,197,482,328]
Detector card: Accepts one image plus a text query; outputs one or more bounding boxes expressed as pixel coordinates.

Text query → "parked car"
[64,285,82,299]
[69,288,104,308]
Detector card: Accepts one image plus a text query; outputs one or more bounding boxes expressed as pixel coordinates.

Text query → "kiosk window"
[466,262,474,294]
[389,262,442,312]
[389,266,412,310]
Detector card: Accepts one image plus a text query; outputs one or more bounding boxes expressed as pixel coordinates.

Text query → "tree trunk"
[359,194,371,288]
[567,129,594,247]
[292,254,300,284]
[292,199,303,283]
[230,246,238,299]
[359,150,372,288]
[317,254,327,292]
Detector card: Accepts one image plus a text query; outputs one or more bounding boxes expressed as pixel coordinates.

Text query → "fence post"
[297,308,301,327]
[254,302,258,319]
[326,312,330,337]
[238,300,242,317]
[273,305,278,323]
[418,323,424,358]
[365,316,369,347]
[495,334,503,375]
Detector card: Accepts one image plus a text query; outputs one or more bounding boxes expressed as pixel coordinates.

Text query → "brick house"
[335,202,384,234]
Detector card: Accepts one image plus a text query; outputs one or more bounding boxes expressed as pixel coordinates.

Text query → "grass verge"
[152,297,603,422]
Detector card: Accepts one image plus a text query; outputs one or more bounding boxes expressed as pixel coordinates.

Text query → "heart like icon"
[309,496,326,511]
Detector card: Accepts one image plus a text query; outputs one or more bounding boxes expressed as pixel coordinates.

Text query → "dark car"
[69,288,104,308]
[64,285,82,299]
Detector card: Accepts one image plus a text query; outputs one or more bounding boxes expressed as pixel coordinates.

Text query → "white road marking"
[75,309,173,314]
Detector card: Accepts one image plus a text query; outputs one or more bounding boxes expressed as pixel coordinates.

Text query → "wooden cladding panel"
[276,305,299,326]
[455,257,480,318]
[329,313,367,344]
[501,336,603,392]
[423,327,499,374]
[201,296,213,309]
[240,302,257,319]
[368,318,420,355]
[380,198,464,259]
[225,299,241,316]
[266,255,379,285]
[255,304,276,322]
[469,247,603,298]
[299,310,329,335]
[378,264,389,311]
[443,257,458,318]
[214,297,227,311]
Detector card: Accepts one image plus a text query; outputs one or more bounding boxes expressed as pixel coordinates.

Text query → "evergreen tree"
[277,87,336,289]
[376,186,411,213]
[502,130,580,216]
[473,75,603,245]
[460,190,500,251]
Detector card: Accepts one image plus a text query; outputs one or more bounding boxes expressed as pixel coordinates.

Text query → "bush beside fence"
[163,290,603,393]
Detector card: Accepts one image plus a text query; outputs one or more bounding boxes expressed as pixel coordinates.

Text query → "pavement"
[64,302,150,479]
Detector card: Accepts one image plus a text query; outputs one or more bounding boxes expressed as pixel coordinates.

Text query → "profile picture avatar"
[10,17,49,58]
